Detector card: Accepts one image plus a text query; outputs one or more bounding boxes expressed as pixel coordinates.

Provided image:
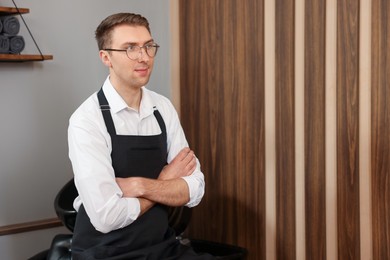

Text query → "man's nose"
[137,47,149,62]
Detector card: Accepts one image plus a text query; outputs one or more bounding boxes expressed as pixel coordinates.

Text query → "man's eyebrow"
[144,39,155,44]
[121,39,155,47]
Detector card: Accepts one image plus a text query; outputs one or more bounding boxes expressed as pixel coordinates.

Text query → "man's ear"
[99,50,112,67]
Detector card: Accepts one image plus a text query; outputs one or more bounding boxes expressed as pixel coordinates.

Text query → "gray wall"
[0,0,172,259]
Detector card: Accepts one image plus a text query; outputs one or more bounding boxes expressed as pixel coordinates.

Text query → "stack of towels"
[0,15,25,54]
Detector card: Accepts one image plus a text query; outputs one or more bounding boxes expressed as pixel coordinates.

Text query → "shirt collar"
[102,76,155,117]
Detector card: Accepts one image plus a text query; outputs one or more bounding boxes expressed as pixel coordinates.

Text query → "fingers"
[180,150,196,176]
[173,147,195,166]
[160,147,197,180]
[172,147,191,163]
[182,150,195,165]
[185,156,197,175]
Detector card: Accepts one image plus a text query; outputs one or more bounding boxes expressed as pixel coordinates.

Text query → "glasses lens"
[126,46,140,60]
[145,45,158,57]
[126,45,159,60]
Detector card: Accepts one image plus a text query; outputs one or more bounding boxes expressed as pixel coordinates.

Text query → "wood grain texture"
[179,1,266,259]
[371,0,390,259]
[304,0,326,259]
[0,6,29,14]
[337,0,361,259]
[275,0,296,259]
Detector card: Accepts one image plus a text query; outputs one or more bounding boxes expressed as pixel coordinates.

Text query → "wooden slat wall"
[177,0,390,259]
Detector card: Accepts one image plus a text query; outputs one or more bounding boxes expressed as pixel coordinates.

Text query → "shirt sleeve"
[163,100,205,207]
[68,105,141,234]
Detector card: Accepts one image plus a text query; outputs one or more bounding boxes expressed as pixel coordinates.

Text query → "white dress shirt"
[68,76,205,233]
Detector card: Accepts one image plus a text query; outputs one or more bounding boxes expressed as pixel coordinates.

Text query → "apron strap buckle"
[100,104,111,111]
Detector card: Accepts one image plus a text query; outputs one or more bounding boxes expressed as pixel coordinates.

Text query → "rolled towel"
[9,35,25,54]
[0,34,10,53]
[0,16,20,36]
[0,19,3,34]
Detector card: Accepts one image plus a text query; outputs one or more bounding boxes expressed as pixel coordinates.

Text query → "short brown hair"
[95,13,151,50]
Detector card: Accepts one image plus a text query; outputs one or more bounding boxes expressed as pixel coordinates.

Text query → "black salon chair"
[45,179,76,260]
[54,179,78,233]
[30,179,246,260]
[28,179,76,260]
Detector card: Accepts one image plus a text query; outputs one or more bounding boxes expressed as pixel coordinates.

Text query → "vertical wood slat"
[359,0,372,259]
[325,0,338,260]
[169,0,181,113]
[179,1,266,259]
[304,0,327,260]
[337,0,361,259]
[295,0,305,259]
[265,0,277,259]
[275,0,296,259]
[179,0,225,242]
[371,0,390,259]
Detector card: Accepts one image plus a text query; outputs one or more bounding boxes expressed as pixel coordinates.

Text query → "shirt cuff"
[120,197,141,228]
[181,176,202,207]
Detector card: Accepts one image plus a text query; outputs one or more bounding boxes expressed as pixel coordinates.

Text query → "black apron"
[71,89,215,260]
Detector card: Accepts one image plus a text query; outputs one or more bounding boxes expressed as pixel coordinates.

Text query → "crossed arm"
[116,147,196,215]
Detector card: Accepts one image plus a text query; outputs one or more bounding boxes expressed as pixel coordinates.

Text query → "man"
[68,13,214,259]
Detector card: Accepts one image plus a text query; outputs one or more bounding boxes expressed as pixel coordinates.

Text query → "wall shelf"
[0,6,29,15]
[0,53,53,62]
[0,6,53,62]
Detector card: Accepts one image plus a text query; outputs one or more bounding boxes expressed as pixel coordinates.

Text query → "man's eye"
[127,46,137,51]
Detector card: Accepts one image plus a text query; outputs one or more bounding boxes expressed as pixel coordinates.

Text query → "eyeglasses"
[103,43,160,60]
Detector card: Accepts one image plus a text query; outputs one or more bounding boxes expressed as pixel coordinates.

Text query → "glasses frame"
[103,43,160,60]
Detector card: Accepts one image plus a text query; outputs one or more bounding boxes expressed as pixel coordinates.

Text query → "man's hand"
[116,177,143,198]
[159,147,196,180]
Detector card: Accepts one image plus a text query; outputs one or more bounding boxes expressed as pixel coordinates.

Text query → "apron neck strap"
[97,88,116,136]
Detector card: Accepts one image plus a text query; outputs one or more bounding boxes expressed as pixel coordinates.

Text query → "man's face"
[102,24,155,91]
